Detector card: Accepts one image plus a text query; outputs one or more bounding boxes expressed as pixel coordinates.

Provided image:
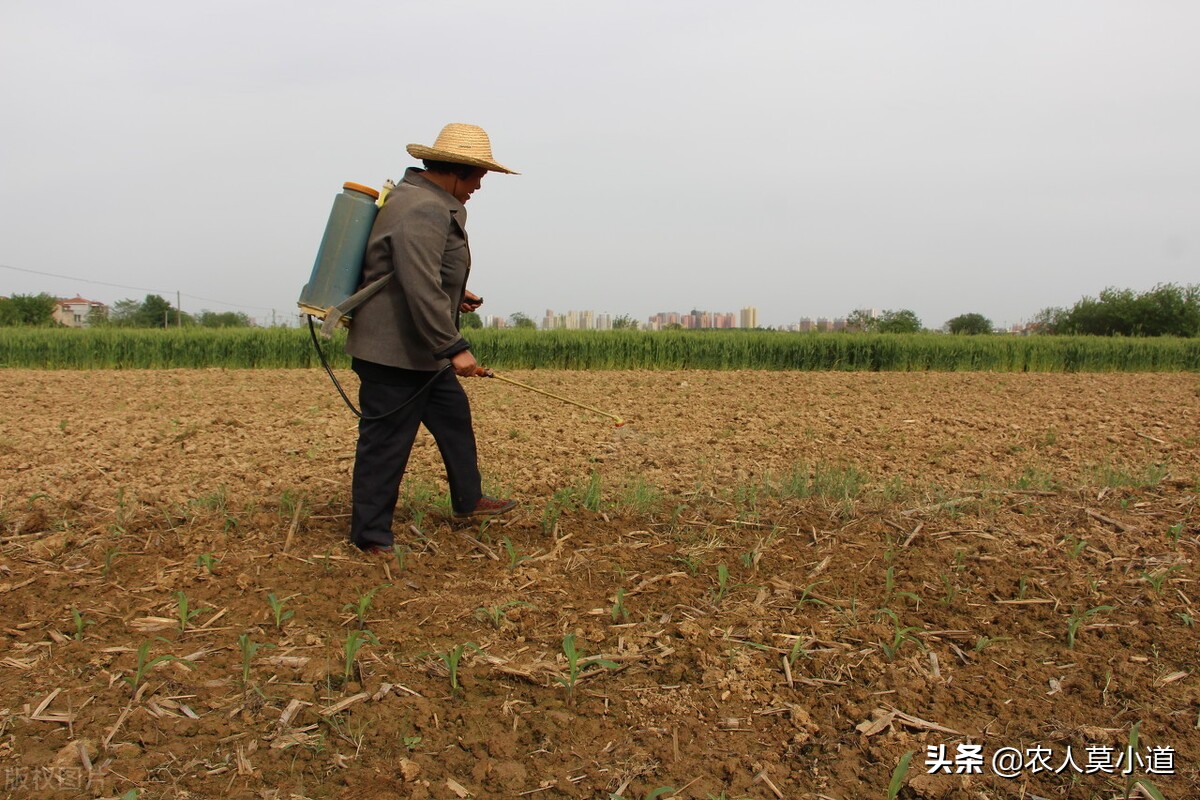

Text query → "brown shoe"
[453,496,518,520]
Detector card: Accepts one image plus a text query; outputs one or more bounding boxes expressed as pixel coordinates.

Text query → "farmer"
[345,122,518,555]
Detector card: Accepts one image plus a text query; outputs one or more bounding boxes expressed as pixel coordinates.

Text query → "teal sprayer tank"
[298,181,382,327]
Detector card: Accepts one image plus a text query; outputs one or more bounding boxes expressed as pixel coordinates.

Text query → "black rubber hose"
[307,315,452,421]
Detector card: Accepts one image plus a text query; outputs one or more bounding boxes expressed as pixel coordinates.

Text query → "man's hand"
[450,349,478,377]
[460,290,483,313]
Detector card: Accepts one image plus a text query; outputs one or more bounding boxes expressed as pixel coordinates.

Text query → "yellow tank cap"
[343,182,380,199]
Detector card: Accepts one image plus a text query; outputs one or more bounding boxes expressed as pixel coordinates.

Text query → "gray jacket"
[345,168,471,371]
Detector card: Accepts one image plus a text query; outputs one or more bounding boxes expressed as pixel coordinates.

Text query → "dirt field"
[1,369,1197,800]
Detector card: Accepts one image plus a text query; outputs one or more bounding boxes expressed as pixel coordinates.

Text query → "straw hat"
[406,123,517,174]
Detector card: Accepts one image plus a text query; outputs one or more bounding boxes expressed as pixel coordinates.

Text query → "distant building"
[647,308,754,330]
[53,296,107,328]
[542,309,615,330]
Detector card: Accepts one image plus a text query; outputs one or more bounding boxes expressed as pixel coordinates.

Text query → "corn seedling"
[796,581,828,608]
[501,537,530,571]
[279,488,307,522]
[70,606,94,641]
[391,546,409,573]
[554,633,619,704]
[609,789,676,800]
[474,600,531,629]
[882,563,920,607]
[1140,565,1182,595]
[540,487,578,534]
[1167,522,1184,542]
[475,517,494,542]
[883,563,895,596]
[740,535,772,571]
[1177,611,1195,627]
[711,563,732,605]
[787,636,812,666]
[174,590,208,633]
[876,611,922,662]
[121,791,140,800]
[342,629,378,684]
[1130,779,1168,800]
[435,641,480,693]
[973,634,1010,652]
[123,638,194,697]
[344,583,390,628]
[267,592,295,629]
[195,552,219,574]
[938,574,960,607]
[1066,604,1114,650]
[238,633,275,687]
[886,750,915,800]
[951,548,966,571]
[102,547,123,577]
[883,546,916,604]
[611,588,630,622]
[1122,720,1167,800]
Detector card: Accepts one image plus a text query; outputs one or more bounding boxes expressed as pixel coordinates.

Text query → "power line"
[0,262,280,314]
[1,262,173,295]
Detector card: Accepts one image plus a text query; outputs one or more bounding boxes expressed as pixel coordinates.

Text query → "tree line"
[836,283,1197,336]
[0,293,254,328]
[1034,283,1199,337]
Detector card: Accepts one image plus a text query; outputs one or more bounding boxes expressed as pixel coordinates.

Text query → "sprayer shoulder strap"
[319,274,392,338]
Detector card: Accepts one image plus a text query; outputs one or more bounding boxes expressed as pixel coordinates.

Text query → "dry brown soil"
[1,369,1198,800]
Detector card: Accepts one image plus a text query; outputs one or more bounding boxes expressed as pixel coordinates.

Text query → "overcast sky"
[2,1,1197,330]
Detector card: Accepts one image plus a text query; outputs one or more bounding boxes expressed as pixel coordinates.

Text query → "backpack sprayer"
[298,181,390,338]
[298,181,625,427]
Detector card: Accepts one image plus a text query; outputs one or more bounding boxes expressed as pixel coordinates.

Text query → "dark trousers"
[350,368,482,549]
